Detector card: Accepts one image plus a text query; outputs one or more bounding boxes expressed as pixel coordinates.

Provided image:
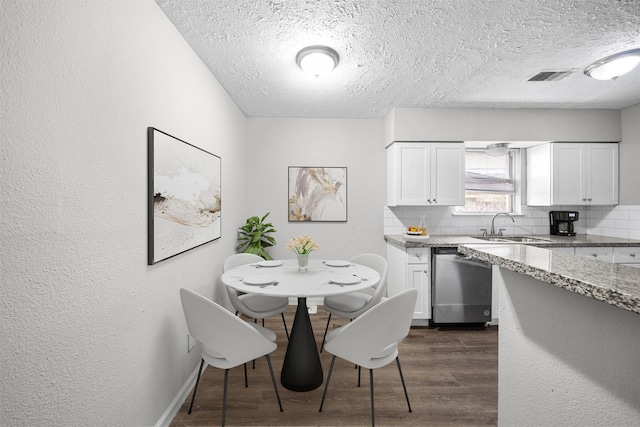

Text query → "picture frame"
[288,166,347,222]
[148,127,221,265]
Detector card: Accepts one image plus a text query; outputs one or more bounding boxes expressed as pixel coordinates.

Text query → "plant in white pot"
[236,212,276,260]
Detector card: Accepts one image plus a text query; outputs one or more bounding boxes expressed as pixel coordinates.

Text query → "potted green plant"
[236,212,277,260]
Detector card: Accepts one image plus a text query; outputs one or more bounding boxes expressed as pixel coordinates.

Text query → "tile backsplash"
[384,205,640,240]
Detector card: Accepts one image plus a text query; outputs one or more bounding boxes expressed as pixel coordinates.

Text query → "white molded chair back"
[349,253,388,307]
[224,253,263,272]
[180,288,283,425]
[319,289,417,426]
[324,288,416,369]
[180,288,276,369]
[320,254,388,351]
[223,253,290,339]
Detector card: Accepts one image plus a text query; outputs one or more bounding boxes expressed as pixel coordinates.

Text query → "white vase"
[297,253,309,273]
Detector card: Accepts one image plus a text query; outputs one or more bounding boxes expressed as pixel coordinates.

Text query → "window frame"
[455,148,522,215]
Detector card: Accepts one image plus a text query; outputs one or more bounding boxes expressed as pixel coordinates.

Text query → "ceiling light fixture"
[584,48,640,81]
[486,143,510,157]
[296,45,339,78]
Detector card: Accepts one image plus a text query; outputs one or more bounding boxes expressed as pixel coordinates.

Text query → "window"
[456,149,520,214]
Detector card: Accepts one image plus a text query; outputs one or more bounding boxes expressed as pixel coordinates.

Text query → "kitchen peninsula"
[457,243,640,426]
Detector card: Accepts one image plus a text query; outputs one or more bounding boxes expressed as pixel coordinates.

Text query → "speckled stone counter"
[385,234,640,248]
[458,243,640,315]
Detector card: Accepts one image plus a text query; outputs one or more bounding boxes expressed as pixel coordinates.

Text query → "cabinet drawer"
[574,246,613,262]
[613,247,640,264]
[407,247,430,264]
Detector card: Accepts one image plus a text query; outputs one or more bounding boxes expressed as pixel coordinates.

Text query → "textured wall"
[497,268,640,425]
[0,1,246,425]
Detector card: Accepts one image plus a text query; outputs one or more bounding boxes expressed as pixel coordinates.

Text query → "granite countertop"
[458,243,640,315]
[384,234,640,248]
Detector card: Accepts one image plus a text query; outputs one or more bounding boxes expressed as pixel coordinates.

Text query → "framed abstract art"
[288,166,347,222]
[148,127,221,264]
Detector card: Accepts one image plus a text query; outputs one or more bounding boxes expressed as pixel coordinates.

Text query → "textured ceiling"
[156,0,640,118]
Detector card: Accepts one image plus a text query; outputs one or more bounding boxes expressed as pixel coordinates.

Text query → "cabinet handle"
[592,254,598,257]
[427,199,431,203]
[432,199,437,203]
[588,198,592,202]
[582,198,587,201]
[631,253,636,258]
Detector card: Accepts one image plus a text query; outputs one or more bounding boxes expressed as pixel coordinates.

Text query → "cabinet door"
[388,143,431,205]
[613,247,640,264]
[574,246,613,263]
[585,144,618,205]
[552,143,585,205]
[431,143,465,205]
[407,264,430,319]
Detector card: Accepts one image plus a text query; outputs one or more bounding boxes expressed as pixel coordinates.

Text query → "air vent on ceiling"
[528,70,573,82]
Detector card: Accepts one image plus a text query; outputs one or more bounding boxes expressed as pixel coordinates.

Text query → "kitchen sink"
[475,236,551,243]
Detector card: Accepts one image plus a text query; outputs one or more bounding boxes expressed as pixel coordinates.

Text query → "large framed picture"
[288,166,347,222]
[148,127,221,265]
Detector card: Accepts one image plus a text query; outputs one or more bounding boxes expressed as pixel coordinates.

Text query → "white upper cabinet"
[387,142,465,206]
[527,142,618,206]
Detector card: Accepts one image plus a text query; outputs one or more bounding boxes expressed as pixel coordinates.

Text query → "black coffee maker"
[549,211,579,236]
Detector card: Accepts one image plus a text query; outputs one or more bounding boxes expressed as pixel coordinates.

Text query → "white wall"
[1,1,246,426]
[246,118,386,260]
[620,104,640,205]
[385,107,622,145]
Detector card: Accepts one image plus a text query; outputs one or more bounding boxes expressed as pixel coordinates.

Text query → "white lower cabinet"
[574,246,614,263]
[386,243,431,321]
[613,247,640,267]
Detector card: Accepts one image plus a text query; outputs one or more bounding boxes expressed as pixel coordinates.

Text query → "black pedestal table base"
[280,297,323,391]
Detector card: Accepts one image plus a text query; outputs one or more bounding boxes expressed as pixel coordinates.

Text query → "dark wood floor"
[170,305,498,426]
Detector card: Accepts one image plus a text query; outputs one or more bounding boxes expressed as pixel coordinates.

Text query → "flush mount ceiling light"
[486,143,510,157]
[296,45,339,78]
[584,48,640,81]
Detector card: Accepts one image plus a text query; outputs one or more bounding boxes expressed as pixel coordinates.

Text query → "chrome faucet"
[490,212,515,236]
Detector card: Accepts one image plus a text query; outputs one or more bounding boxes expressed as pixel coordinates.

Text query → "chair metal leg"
[265,354,284,412]
[369,369,375,427]
[395,357,413,413]
[253,319,257,369]
[244,362,248,387]
[358,365,362,387]
[188,359,205,414]
[281,313,290,340]
[221,369,229,427]
[318,355,336,412]
[320,313,332,352]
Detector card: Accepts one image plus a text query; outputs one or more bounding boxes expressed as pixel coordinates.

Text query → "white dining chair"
[180,288,283,426]
[318,288,417,427]
[224,253,290,339]
[320,253,388,351]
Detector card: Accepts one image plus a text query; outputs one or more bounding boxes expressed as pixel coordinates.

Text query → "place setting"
[250,260,284,268]
[323,260,354,267]
[241,276,279,288]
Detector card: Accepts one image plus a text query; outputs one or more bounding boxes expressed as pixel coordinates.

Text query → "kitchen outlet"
[308,305,317,314]
[188,334,196,353]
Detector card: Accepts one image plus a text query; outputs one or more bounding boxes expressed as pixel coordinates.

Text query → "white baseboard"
[154,361,204,427]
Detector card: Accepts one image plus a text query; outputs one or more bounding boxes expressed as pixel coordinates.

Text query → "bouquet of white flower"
[285,235,319,254]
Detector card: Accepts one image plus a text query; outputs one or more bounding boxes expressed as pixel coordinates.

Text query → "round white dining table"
[221,259,380,392]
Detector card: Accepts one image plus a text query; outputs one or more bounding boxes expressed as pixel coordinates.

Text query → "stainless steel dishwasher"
[431,247,492,325]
